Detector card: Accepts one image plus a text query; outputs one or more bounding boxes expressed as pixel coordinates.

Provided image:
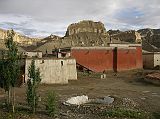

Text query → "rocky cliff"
[108,30,142,43]
[138,29,160,49]
[65,20,107,36]
[65,20,111,47]
[0,29,41,46]
[35,20,112,54]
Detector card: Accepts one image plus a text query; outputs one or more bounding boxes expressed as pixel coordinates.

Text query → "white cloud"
[0,0,160,37]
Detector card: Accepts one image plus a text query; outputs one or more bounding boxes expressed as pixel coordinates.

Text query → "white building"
[25,58,77,84]
[143,51,160,69]
[23,51,43,58]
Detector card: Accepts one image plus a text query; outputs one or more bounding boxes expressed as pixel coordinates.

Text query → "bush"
[45,91,57,117]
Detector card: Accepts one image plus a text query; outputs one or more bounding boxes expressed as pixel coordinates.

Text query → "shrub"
[45,91,57,117]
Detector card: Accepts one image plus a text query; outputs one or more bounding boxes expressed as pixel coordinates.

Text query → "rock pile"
[145,72,160,85]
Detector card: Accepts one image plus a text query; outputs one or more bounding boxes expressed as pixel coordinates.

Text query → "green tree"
[45,91,57,117]
[27,59,41,114]
[0,29,21,113]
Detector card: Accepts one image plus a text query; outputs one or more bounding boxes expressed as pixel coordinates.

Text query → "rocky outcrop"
[108,30,142,43]
[138,29,160,49]
[65,20,107,36]
[64,20,110,46]
[0,29,7,40]
[34,20,111,54]
[0,29,41,46]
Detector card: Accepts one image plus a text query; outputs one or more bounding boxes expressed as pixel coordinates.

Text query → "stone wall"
[71,45,142,72]
[25,58,77,84]
[143,53,154,69]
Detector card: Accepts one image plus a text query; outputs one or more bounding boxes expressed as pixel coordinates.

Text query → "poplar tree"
[27,59,41,114]
[0,29,21,113]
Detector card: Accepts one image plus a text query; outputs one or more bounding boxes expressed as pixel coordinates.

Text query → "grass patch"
[152,112,160,119]
[101,108,148,119]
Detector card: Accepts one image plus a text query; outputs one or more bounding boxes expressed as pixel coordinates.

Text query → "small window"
[41,60,44,63]
[61,61,63,66]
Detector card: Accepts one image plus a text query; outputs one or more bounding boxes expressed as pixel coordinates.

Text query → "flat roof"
[26,51,42,52]
[71,47,115,50]
[25,57,75,60]
[109,43,142,47]
[71,46,136,50]
[143,52,160,55]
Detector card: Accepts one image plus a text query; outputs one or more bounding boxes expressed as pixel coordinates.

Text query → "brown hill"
[108,30,142,43]
[0,28,42,46]
[138,28,160,51]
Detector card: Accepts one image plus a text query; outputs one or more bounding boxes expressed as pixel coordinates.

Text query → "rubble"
[122,98,138,107]
[145,72,160,85]
[91,96,114,104]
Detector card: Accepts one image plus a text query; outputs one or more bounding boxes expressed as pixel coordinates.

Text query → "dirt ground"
[0,70,160,119]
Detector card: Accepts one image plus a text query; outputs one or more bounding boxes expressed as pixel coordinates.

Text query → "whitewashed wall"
[154,53,160,67]
[66,59,77,80]
[25,58,77,84]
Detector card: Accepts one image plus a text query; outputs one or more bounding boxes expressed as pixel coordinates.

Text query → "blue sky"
[0,0,160,37]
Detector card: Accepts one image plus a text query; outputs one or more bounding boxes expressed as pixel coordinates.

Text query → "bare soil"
[0,70,160,119]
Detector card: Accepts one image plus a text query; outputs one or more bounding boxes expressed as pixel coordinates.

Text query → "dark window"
[61,61,63,66]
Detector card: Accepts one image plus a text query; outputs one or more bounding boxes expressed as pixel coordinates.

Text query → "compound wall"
[71,47,114,72]
[71,46,142,72]
[116,47,137,71]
